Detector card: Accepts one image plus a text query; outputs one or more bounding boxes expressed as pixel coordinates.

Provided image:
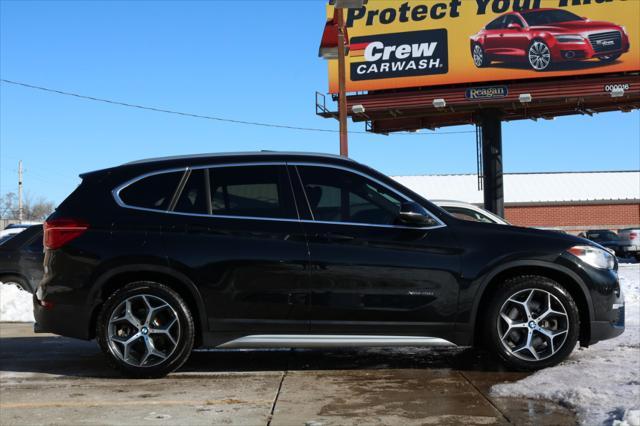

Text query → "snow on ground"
[0,282,34,322]
[492,264,640,426]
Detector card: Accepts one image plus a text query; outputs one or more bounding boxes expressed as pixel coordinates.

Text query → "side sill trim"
[216,335,456,349]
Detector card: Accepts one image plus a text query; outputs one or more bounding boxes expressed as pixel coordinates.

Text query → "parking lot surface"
[0,323,575,425]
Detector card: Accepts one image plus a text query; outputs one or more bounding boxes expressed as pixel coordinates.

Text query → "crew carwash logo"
[350,29,448,81]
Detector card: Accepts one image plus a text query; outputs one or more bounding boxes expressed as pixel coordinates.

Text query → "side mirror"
[507,23,522,30]
[398,202,434,227]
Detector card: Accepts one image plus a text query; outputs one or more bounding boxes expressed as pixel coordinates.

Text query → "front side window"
[445,206,495,224]
[209,165,296,219]
[296,165,403,226]
[119,171,184,211]
[521,10,583,26]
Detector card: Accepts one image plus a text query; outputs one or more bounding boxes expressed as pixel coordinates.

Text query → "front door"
[290,164,460,338]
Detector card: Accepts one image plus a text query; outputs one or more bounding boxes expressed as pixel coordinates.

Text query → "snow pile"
[0,283,34,322]
[492,264,640,425]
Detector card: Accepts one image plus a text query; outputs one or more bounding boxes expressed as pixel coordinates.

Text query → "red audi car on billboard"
[470,8,630,71]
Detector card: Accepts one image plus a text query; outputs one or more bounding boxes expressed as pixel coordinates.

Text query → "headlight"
[567,245,615,270]
[555,34,585,43]
[621,26,628,36]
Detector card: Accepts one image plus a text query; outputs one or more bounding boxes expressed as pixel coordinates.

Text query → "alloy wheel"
[473,45,484,67]
[528,41,551,70]
[107,294,181,367]
[497,288,569,362]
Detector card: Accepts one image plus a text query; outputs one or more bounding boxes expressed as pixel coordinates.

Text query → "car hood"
[531,20,622,34]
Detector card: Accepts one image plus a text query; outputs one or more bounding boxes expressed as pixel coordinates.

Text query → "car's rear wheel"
[472,44,490,68]
[528,41,552,71]
[598,53,621,63]
[96,281,194,378]
[485,275,579,370]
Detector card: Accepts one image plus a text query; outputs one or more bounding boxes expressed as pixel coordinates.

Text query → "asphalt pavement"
[0,323,576,425]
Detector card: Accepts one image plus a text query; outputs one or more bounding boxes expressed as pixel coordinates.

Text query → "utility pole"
[18,160,23,222]
[335,7,349,157]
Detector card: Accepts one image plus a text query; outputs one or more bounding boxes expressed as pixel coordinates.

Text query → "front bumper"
[552,38,630,61]
[588,288,625,345]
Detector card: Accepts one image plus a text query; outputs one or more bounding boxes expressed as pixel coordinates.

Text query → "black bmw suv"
[36,152,624,378]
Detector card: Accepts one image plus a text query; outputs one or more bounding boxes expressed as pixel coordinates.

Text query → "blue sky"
[1,0,639,204]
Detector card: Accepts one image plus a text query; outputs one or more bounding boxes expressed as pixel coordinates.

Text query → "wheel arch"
[87,264,207,347]
[471,261,594,347]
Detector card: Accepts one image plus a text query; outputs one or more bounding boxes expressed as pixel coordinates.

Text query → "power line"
[1,79,475,136]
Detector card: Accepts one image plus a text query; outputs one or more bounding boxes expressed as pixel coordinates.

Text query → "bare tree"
[0,192,55,221]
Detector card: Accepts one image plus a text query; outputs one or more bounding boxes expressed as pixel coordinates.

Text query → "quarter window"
[119,171,184,211]
[209,165,296,219]
[296,166,403,226]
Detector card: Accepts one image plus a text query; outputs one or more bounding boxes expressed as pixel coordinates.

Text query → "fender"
[466,259,595,333]
[88,263,208,334]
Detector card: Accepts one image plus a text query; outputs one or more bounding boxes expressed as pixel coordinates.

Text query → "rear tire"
[485,275,579,371]
[472,44,491,68]
[96,281,194,378]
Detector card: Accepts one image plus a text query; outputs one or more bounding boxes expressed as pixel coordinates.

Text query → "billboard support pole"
[480,110,504,218]
[335,7,349,157]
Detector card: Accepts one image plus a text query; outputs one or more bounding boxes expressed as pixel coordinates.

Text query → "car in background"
[0,222,41,240]
[584,230,625,257]
[0,224,43,293]
[617,228,640,260]
[470,8,630,71]
[433,200,509,225]
[35,152,624,378]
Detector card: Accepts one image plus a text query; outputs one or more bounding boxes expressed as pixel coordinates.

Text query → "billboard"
[327,0,640,93]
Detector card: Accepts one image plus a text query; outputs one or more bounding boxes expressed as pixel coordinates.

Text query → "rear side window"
[209,165,296,219]
[119,171,184,211]
[486,16,505,30]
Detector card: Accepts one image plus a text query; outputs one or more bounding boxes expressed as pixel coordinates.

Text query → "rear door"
[290,163,460,338]
[162,163,310,334]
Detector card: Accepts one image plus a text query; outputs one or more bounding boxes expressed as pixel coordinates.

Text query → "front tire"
[528,40,552,71]
[96,281,195,378]
[485,275,579,371]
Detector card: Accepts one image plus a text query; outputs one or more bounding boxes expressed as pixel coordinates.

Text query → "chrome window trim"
[111,160,446,230]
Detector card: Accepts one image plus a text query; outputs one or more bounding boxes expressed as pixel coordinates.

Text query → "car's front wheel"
[528,40,552,71]
[96,281,195,378]
[485,275,579,370]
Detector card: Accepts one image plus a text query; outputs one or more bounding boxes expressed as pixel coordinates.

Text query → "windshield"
[521,10,584,26]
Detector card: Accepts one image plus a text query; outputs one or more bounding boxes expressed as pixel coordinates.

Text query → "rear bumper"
[33,295,93,340]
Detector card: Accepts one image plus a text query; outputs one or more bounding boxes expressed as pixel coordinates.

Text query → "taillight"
[44,218,89,250]
[630,232,638,240]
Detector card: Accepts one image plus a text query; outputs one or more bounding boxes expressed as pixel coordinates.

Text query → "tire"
[485,275,579,371]
[472,43,491,68]
[528,40,552,71]
[0,275,29,292]
[598,53,621,63]
[96,281,195,378]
